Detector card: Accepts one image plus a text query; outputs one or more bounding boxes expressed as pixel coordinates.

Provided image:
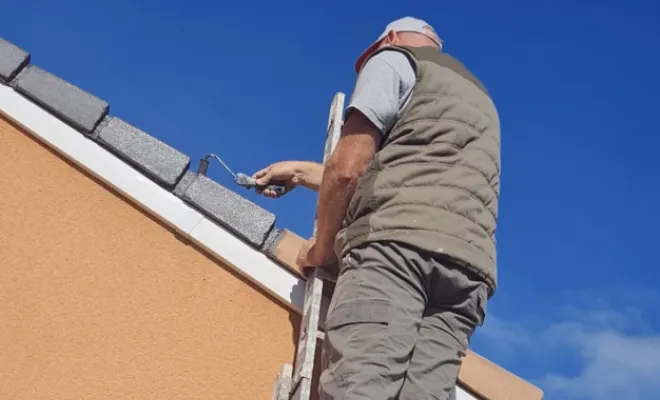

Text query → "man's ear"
[386,30,400,45]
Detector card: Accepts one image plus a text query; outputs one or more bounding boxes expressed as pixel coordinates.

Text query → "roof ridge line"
[0,36,287,253]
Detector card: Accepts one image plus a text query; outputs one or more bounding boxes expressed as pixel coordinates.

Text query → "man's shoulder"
[365,49,415,76]
[360,49,416,98]
[348,49,417,135]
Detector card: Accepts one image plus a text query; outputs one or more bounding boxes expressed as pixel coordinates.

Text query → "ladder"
[272,92,346,400]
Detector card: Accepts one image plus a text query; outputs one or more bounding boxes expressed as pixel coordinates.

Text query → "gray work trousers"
[318,241,489,400]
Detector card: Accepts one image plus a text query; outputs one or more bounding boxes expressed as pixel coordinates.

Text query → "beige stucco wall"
[0,115,307,399]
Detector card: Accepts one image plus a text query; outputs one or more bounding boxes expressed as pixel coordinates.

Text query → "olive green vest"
[335,45,501,294]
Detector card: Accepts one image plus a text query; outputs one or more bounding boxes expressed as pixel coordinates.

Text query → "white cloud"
[478,314,533,345]
[539,329,660,400]
[477,289,660,400]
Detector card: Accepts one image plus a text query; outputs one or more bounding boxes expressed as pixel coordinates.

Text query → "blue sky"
[3,1,660,399]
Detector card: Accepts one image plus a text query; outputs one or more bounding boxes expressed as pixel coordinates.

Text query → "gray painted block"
[173,171,197,198]
[0,38,30,82]
[14,65,109,133]
[95,116,190,188]
[262,227,283,252]
[181,174,276,247]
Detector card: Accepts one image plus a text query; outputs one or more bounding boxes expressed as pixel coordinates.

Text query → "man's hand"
[296,237,337,271]
[252,161,323,198]
[252,161,301,198]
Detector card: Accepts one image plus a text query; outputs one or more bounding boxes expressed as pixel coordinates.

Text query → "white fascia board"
[189,218,306,307]
[455,386,479,400]
[0,83,307,312]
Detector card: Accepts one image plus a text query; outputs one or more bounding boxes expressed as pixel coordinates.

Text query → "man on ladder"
[255,16,501,400]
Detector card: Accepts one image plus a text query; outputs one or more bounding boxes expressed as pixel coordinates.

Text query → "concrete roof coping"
[0,35,276,250]
[0,37,30,82]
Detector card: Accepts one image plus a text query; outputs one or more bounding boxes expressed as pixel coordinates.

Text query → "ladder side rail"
[273,92,345,400]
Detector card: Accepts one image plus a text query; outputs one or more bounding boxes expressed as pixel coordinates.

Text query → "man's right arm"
[291,161,324,191]
[253,160,324,197]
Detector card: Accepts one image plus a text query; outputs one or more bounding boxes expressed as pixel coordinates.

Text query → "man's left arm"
[300,51,413,266]
[310,111,381,261]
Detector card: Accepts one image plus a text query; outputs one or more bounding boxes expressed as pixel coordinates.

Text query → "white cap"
[376,17,441,47]
[355,16,442,72]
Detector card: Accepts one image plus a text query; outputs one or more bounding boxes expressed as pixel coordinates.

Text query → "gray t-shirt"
[346,50,416,135]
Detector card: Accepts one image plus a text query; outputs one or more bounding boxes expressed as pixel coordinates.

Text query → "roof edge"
[0,35,278,251]
[460,351,544,400]
[0,83,313,316]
